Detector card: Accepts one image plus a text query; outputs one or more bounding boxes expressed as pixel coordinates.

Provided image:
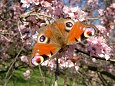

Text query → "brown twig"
[4,46,24,86]
[75,48,115,63]
[97,72,108,86]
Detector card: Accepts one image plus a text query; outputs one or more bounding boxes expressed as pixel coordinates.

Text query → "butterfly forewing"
[31,21,66,65]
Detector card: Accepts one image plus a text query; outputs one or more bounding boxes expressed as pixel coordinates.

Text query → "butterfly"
[31,18,97,66]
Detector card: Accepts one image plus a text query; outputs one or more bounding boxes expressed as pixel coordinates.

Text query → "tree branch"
[75,48,115,63]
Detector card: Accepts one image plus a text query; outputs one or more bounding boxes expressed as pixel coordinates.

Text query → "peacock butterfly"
[31,18,97,66]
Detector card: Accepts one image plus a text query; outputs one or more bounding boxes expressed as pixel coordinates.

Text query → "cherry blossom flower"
[21,0,32,8]
[96,25,107,34]
[110,3,115,8]
[32,31,39,41]
[60,60,74,68]
[98,9,104,16]
[63,6,87,21]
[87,37,111,60]
[32,0,39,5]
[102,3,115,24]
[40,1,52,7]
[21,0,54,8]
[75,66,80,71]
[23,70,31,79]
[20,56,29,63]
[92,58,97,62]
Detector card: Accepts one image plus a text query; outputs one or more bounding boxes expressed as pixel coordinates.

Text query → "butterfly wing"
[53,19,97,45]
[67,21,97,44]
[30,20,69,66]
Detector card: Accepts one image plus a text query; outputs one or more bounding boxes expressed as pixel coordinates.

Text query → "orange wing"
[32,43,58,57]
[31,23,62,65]
[67,22,86,44]
[67,21,97,44]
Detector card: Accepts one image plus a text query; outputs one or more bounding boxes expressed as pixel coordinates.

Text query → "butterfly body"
[31,18,97,66]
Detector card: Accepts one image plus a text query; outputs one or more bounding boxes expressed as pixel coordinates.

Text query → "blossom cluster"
[20,0,88,21]
[21,0,41,7]
[87,37,111,60]
[63,6,87,21]
[21,0,54,7]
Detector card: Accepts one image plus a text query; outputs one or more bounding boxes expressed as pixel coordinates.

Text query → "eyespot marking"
[32,54,51,66]
[37,34,49,43]
[32,55,44,66]
[66,22,73,27]
[64,19,75,32]
[84,27,96,37]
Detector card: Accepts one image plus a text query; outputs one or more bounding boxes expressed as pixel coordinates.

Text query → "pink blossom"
[41,59,56,70]
[21,0,43,7]
[63,6,87,21]
[87,0,98,4]
[98,9,104,16]
[32,0,39,5]
[109,22,115,30]
[20,56,29,63]
[75,66,80,71]
[92,58,97,62]
[87,37,111,60]
[32,31,39,41]
[21,0,32,4]
[110,3,115,9]
[23,70,31,79]
[96,25,107,34]
[40,1,51,7]
[105,3,115,19]
[41,57,79,70]
[60,60,74,68]
[21,0,32,8]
